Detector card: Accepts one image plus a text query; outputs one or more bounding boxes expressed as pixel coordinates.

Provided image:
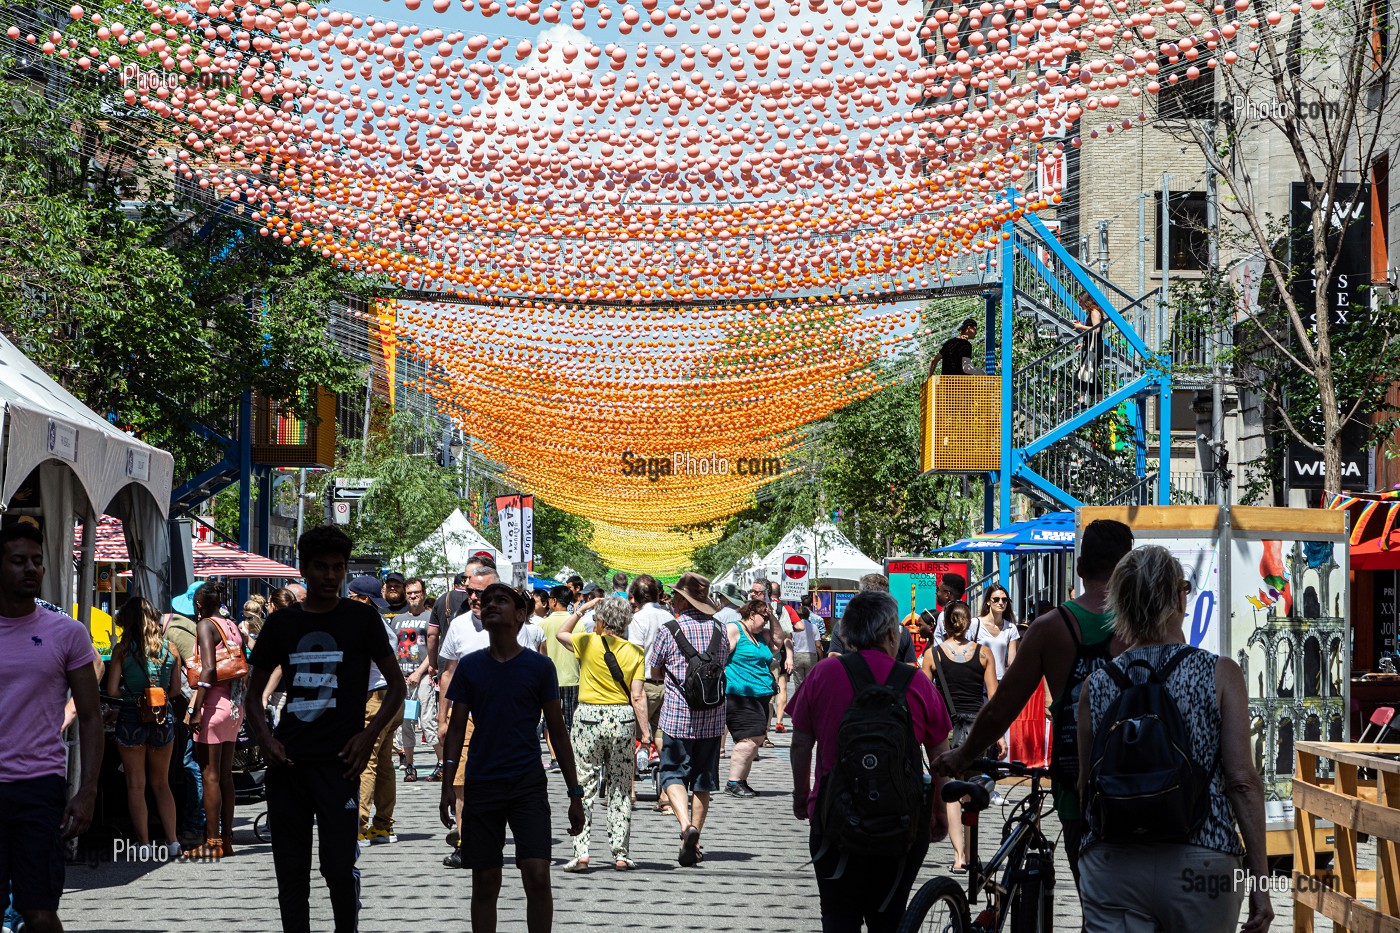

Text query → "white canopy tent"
[754,522,882,588]
[0,333,174,618]
[711,550,764,591]
[400,508,514,594]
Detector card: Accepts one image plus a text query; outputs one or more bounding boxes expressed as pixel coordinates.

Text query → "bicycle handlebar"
[970,758,1052,780]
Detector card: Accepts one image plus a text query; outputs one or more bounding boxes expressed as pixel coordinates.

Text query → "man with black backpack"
[933,518,1134,889]
[790,590,951,932]
[646,572,729,867]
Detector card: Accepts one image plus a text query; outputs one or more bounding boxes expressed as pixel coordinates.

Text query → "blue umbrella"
[933,511,1076,553]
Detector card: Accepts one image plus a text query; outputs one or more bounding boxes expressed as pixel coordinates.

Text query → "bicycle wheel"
[1009,852,1054,933]
[898,876,971,933]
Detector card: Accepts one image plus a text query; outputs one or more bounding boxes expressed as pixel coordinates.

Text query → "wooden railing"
[1293,742,1400,933]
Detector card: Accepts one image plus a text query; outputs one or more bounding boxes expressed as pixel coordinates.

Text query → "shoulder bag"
[136,644,169,724]
[599,634,631,698]
[185,618,249,688]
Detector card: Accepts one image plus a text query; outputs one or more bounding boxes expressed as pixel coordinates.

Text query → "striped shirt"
[647,609,729,739]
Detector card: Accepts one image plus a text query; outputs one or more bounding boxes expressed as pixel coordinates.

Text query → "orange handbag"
[185,620,248,688]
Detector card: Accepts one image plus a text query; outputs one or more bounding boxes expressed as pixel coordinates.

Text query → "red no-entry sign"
[783,554,810,580]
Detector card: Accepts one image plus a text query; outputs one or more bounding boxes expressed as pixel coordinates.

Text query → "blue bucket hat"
[171,581,201,616]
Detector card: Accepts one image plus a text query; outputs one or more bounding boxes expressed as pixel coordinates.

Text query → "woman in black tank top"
[920,602,1000,871]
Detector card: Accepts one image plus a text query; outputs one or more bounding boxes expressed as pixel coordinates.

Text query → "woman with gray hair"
[555,596,653,871]
[788,590,953,931]
[1076,545,1272,933]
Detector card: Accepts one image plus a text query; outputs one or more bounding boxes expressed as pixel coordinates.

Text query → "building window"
[1155,53,1215,120]
[1156,191,1210,271]
[1171,389,1199,434]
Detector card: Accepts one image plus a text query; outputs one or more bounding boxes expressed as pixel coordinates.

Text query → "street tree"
[1167,0,1400,490]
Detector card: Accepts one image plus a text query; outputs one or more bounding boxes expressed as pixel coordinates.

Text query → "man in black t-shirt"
[929,318,981,376]
[246,525,405,933]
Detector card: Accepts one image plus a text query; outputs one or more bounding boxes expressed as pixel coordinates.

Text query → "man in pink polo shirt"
[0,523,103,933]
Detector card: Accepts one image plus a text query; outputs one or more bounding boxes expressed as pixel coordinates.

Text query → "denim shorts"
[115,701,175,748]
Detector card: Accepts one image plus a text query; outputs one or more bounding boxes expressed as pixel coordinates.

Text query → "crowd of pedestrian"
[0,517,1274,933]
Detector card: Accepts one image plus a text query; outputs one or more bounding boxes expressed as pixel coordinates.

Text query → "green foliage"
[532,501,608,581]
[1173,272,1400,493]
[321,413,464,569]
[0,50,378,482]
[688,372,981,578]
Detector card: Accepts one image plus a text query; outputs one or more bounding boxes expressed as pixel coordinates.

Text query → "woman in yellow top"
[556,596,653,871]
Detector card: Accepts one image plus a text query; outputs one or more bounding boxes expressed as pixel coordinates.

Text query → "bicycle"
[899,759,1057,933]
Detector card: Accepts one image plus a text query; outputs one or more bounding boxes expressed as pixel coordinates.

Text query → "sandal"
[775,722,786,733]
[182,838,223,860]
[563,857,590,873]
[614,857,637,871]
[762,738,776,749]
[678,827,701,867]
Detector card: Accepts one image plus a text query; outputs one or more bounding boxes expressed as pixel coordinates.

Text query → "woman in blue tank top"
[724,599,779,798]
[102,597,183,849]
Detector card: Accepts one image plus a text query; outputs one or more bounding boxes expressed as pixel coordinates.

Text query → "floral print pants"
[571,703,637,860]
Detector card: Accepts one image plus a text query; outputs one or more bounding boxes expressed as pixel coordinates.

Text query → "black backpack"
[1084,648,1212,844]
[1047,606,1113,793]
[815,654,925,858]
[664,620,726,710]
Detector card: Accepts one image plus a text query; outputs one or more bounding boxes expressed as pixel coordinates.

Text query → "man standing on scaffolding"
[929,318,983,376]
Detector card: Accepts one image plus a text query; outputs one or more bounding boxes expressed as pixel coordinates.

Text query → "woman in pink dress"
[182,581,246,859]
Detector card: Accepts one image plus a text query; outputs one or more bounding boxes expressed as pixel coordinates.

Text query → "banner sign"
[885,558,973,621]
[521,494,535,569]
[495,495,522,563]
[1286,181,1371,490]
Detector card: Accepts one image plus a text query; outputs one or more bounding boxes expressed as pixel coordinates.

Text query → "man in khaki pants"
[349,575,405,844]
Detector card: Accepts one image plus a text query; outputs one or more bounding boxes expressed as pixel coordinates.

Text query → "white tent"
[755,522,881,587]
[400,508,514,593]
[711,550,764,591]
[0,333,174,618]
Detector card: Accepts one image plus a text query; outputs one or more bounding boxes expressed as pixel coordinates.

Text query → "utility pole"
[295,468,306,543]
[1204,135,1227,506]
[1138,192,1148,303]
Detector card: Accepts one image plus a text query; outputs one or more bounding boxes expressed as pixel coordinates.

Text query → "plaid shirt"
[647,608,729,739]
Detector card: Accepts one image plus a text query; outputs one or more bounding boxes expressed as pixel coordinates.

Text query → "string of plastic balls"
[20,0,1312,571]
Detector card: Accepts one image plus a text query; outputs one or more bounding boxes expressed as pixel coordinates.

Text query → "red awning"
[1326,491,1400,571]
[76,517,302,580]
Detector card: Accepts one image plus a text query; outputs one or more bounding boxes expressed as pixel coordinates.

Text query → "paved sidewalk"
[63,733,1301,931]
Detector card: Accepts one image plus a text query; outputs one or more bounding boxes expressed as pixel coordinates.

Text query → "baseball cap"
[384,571,406,585]
[580,581,603,597]
[348,575,382,598]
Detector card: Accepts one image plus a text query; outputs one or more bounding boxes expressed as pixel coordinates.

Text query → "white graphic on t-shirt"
[286,632,343,722]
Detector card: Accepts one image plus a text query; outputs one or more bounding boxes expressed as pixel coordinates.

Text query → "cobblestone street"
[59,732,1307,931]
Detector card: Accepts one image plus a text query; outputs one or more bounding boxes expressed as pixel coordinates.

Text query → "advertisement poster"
[1229,536,1347,818]
[885,558,972,620]
[1150,538,1222,654]
[812,590,832,619]
[833,591,854,620]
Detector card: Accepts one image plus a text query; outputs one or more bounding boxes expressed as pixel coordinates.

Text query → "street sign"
[780,552,811,600]
[332,500,352,524]
[333,478,375,500]
[469,547,497,566]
